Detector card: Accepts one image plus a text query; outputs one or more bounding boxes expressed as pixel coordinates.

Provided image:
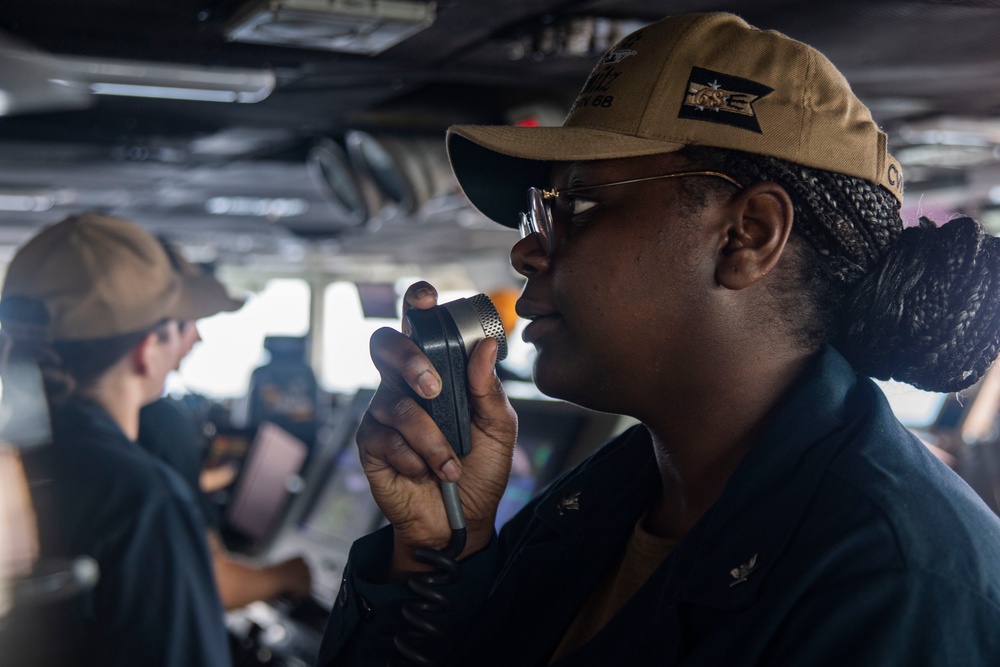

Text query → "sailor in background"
[0,213,230,666]
[139,242,313,612]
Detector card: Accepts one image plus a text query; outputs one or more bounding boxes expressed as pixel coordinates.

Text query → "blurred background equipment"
[0,361,99,666]
[247,336,320,450]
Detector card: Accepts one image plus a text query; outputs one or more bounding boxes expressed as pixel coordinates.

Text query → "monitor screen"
[298,444,382,549]
[355,283,399,319]
[225,422,309,544]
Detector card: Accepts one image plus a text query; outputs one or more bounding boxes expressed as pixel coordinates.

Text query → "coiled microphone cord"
[391,481,467,667]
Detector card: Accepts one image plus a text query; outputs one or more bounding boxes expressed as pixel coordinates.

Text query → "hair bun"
[841,216,1000,392]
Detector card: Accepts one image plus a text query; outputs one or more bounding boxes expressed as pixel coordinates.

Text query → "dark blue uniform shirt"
[319,347,1000,666]
[24,397,230,667]
[138,397,221,530]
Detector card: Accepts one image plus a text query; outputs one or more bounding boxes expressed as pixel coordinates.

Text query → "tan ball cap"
[161,242,244,320]
[447,12,903,228]
[1,213,209,341]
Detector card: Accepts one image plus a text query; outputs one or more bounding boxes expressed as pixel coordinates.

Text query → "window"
[320,281,478,393]
[168,278,310,398]
[320,282,397,393]
[874,379,948,431]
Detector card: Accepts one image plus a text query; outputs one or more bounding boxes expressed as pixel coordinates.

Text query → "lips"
[516,297,559,344]
[522,316,559,344]
[515,295,557,320]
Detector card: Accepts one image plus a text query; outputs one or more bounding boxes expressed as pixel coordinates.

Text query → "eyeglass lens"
[525,187,554,255]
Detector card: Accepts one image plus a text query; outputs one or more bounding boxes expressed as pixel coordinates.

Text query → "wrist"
[459,522,494,560]
[387,526,488,581]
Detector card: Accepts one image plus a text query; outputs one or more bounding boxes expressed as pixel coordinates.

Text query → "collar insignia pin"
[729,553,758,587]
[557,491,582,516]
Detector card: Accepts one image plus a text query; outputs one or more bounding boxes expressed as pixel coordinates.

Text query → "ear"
[715,181,794,290]
[130,331,159,377]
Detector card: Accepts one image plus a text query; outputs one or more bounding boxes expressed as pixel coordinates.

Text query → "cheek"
[161,336,183,370]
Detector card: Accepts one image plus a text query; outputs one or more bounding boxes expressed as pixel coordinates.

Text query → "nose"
[510,233,550,278]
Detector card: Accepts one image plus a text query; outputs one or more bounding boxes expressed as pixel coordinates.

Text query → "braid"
[843,217,1000,391]
[679,146,1000,392]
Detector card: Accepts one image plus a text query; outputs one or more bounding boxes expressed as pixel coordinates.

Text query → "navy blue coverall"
[319,347,1000,666]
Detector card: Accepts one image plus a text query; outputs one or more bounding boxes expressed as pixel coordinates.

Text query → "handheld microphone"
[403,294,508,458]
[393,294,508,667]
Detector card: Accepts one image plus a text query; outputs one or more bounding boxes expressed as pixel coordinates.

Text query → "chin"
[531,357,589,406]
[531,355,627,415]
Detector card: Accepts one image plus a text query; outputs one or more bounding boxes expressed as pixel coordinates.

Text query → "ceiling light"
[226,0,436,55]
[60,57,275,103]
[206,197,310,218]
[0,194,55,212]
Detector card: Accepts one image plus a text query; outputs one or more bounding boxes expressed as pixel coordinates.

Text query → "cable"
[391,482,467,667]
[391,294,507,666]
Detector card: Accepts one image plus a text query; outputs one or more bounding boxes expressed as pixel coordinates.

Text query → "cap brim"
[447,125,686,228]
[174,273,244,321]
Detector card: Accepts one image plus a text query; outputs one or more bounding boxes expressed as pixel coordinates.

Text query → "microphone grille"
[469,293,508,362]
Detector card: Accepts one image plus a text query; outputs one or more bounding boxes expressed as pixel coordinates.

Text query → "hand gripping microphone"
[403,294,509,458]
[393,294,508,667]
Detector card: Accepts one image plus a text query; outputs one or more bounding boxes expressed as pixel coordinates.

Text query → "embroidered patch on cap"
[602,48,637,65]
[678,67,773,134]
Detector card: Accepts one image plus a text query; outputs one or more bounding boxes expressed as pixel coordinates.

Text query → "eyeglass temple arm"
[541,171,743,199]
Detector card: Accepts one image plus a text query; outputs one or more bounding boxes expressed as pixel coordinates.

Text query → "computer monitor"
[297,441,383,551]
[225,422,309,547]
[262,389,381,607]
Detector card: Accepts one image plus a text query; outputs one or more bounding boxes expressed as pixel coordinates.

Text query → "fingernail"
[418,371,440,397]
[414,285,434,299]
[441,460,460,482]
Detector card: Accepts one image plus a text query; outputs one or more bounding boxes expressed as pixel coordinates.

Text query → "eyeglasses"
[518,170,743,256]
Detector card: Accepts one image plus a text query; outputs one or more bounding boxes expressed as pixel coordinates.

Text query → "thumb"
[467,337,516,433]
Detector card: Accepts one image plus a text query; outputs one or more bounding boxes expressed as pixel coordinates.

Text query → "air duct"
[307,138,371,226]
[344,130,457,216]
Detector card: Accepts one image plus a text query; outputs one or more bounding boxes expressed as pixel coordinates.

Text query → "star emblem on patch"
[679,67,774,133]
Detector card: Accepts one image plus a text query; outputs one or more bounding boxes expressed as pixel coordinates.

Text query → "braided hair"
[679,146,1000,393]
